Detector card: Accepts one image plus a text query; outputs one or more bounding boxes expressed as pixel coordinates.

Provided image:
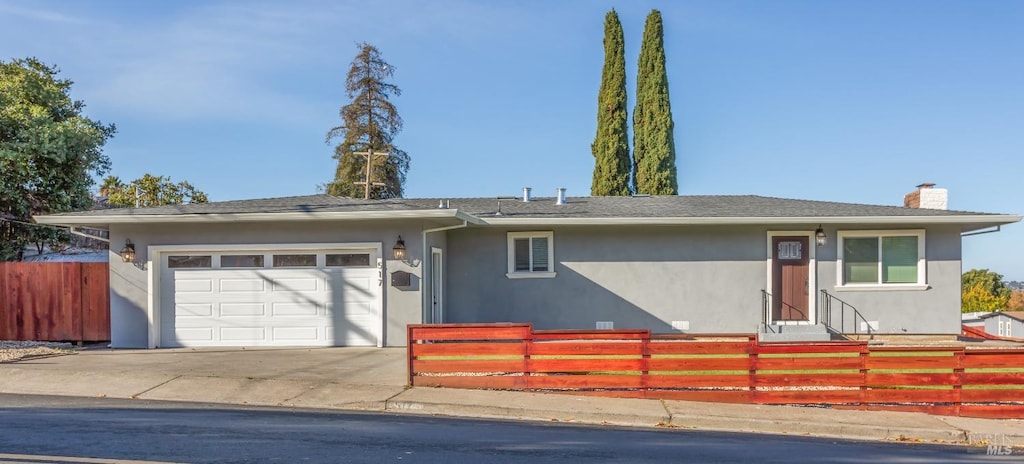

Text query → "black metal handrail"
[761,289,771,330]
[818,289,867,335]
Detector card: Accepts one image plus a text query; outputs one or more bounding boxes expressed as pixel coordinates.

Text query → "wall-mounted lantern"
[119,239,136,263]
[392,236,406,260]
[815,225,827,247]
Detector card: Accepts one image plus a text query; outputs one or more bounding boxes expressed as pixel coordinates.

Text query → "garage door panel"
[273,326,319,341]
[176,278,213,293]
[272,277,319,293]
[176,303,213,317]
[220,302,266,317]
[176,327,214,341]
[220,278,267,293]
[271,302,320,317]
[221,327,266,342]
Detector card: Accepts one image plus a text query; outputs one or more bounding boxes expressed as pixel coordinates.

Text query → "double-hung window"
[507,231,555,279]
[837,230,926,289]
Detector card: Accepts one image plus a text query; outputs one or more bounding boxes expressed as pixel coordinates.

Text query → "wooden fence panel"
[406,324,1024,419]
[0,262,110,342]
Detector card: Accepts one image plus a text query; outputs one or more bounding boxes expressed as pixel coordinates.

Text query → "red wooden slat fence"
[408,323,1024,419]
[0,262,110,342]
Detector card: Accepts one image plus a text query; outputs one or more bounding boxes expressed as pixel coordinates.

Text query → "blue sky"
[1,0,1022,279]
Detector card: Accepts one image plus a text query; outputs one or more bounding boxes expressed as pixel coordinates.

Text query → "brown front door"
[772,236,810,321]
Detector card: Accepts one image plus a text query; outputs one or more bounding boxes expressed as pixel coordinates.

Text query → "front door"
[772,236,810,321]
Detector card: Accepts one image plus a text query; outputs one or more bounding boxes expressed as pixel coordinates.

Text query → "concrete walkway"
[2,347,1022,448]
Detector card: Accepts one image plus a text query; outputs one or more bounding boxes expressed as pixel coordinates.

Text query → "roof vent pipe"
[556,188,566,205]
[523,187,531,202]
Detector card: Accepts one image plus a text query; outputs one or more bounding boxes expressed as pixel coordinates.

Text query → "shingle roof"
[42,194,1006,219]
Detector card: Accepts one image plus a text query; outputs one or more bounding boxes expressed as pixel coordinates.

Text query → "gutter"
[421,220,469,324]
[33,208,476,226]
[479,214,1023,228]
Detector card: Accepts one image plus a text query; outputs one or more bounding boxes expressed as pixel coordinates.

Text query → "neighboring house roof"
[34,194,1021,231]
[981,311,1024,323]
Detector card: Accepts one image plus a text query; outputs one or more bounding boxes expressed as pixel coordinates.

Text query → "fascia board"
[34,208,477,226]
[479,214,1023,227]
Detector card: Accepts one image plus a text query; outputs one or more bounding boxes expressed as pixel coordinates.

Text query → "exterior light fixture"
[815,226,827,247]
[119,239,136,263]
[392,236,406,260]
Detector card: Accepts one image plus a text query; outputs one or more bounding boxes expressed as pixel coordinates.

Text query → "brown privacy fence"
[408,323,1024,419]
[0,262,110,342]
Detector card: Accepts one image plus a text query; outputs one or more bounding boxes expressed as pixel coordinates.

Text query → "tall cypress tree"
[591,9,631,196]
[632,9,678,195]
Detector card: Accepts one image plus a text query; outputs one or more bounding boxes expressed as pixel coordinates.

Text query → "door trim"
[430,247,443,323]
[765,231,817,325]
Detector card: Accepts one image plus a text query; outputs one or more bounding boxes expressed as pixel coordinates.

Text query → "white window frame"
[1007,321,1012,338]
[999,320,1006,337]
[835,229,928,291]
[506,231,556,279]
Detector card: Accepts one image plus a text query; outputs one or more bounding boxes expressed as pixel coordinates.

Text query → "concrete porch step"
[759,323,833,342]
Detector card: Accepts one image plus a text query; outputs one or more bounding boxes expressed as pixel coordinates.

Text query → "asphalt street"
[0,394,1013,464]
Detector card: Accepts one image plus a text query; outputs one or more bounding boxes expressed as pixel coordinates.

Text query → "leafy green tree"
[962,268,1011,313]
[632,9,677,195]
[591,10,631,196]
[0,58,114,261]
[326,43,410,199]
[100,173,209,207]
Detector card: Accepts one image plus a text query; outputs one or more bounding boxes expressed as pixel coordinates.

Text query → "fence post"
[641,332,651,398]
[953,348,964,416]
[523,327,533,392]
[748,336,758,404]
[406,325,416,387]
[859,343,869,410]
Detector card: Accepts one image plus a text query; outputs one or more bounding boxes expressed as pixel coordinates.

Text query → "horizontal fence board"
[757,343,866,354]
[646,374,750,388]
[865,356,959,370]
[755,390,861,404]
[865,404,958,416]
[651,390,753,403]
[411,342,524,357]
[409,326,529,341]
[962,372,1024,385]
[756,357,863,371]
[529,341,643,356]
[863,389,957,403]
[533,329,649,341]
[528,358,643,374]
[647,341,750,355]
[648,357,750,371]
[528,375,644,390]
[959,405,1024,419]
[755,373,863,388]
[962,354,1024,369]
[412,375,525,389]
[961,389,1024,403]
[412,359,524,374]
[866,372,959,386]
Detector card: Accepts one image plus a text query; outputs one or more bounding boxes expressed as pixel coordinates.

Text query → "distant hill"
[1007,281,1024,291]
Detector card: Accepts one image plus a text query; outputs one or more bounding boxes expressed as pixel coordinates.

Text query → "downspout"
[421,220,468,324]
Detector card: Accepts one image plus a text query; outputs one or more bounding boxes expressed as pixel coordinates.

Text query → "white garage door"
[159,249,380,347]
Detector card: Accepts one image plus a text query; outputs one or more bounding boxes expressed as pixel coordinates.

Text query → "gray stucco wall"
[108,220,437,348]
[444,224,964,335]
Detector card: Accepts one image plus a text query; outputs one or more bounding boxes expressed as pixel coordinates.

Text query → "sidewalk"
[1,347,1022,447]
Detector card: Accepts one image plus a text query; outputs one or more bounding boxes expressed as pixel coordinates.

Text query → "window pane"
[514,239,530,271]
[221,255,264,268]
[843,237,878,283]
[168,255,212,268]
[326,253,370,267]
[272,254,316,267]
[882,236,918,283]
[531,237,549,272]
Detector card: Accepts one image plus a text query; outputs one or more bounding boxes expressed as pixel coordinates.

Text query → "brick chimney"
[904,183,947,210]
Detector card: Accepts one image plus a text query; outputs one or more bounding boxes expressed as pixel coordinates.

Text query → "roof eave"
[34,208,480,227]
[478,214,1023,229]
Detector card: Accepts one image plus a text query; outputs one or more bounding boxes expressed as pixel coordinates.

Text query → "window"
[837,230,926,288]
[221,254,264,268]
[272,254,316,267]
[326,253,371,267]
[1007,321,1013,338]
[506,231,555,278]
[168,255,212,268]
[999,320,1006,337]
